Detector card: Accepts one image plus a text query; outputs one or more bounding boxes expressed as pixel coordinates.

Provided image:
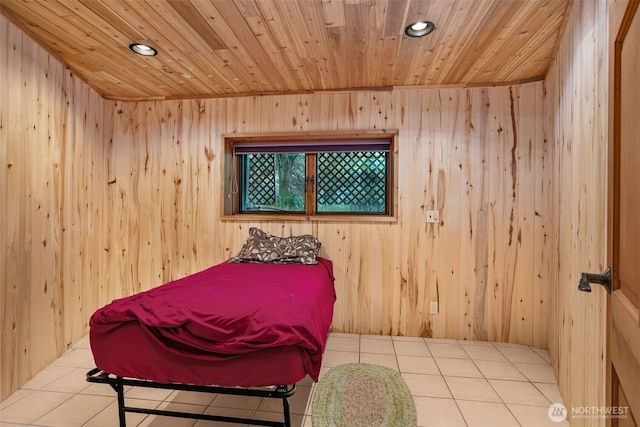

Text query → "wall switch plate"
[426,210,439,223]
[430,301,439,314]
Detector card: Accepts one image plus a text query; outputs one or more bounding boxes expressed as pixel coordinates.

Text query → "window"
[223,132,396,220]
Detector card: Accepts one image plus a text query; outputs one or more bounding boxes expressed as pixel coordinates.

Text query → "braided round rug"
[311,363,417,427]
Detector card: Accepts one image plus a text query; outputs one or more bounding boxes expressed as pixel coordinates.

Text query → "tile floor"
[0,333,569,427]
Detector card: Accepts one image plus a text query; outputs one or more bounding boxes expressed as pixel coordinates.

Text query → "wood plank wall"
[546,0,610,425]
[0,16,106,401]
[102,84,550,349]
[1,14,553,401]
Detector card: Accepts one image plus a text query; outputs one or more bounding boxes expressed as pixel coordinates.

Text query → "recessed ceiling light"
[129,43,158,56]
[404,20,436,37]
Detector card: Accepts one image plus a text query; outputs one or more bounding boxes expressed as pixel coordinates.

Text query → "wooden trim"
[607,1,640,422]
[222,129,399,142]
[306,153,317,216]
[222,130,399,220]
[611,0,640,292]
[221,214,398,223]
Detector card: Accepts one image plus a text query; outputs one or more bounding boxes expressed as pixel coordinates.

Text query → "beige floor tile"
[21,366,74,390]
[256,386,311,415]
[33,393,113,427]
[514,362,557,383]
[413,396,467,427]
[297,375,315,387]
[302,414,313,427]
[41,367,92,394]
[304,384,316,415]
[137,401,206,426]
[393,340,431,357]
[361,334,393,340]
[50,347,96,369]
[444,376,502,402]
[428,343,469,359]
[1,334,568,427]
[72,335,91,349]
[83,381,125,397]
[209,394,262,410]
[463,344,508,361]
[320,350,359,367]
[531,347,552,363]
[457,400,519,427]
[497,346,548,364]
[434,358,483,378]
[167,389,218,406]
[474,360,527,381]
[424,338,458,344]
[0,389,34,410]
[397,355,440,375]
[253,410,304,427]
[82,398,156,427]
[325,334,360,352]
[402,373,451,398]
[457,340,495,347]
[392,336,426,342]
[533,382,564,404]
[193,406,254,426]
[125,385,174,401]
[0,390,73,424]
[359,353,399,371]
[360,337,395,354]
[490,379,551,406]
[508,403,570,427]
[492,341,526,348]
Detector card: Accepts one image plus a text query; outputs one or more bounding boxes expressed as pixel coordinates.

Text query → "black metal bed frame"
[86,368,295,427]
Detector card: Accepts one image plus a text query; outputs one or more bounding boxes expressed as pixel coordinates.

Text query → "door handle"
[577,267,611,293]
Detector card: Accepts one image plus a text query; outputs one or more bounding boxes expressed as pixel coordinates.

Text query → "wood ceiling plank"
[244,14,308,90]
[114,0,243,96]
[251,0,310,88]
[0,0,573,99]
[166,0,227,51]
[50,0,194,97]
[209,0,296,91]
[394,0,459,86]
[463,1,568,84]
[297,0,341,89]
[322,0,346,28]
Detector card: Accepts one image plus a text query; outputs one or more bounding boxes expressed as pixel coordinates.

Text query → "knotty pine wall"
[1,16,106,401]
[102,84,550,347]
[2,11,571,404]
[546,1,610,425]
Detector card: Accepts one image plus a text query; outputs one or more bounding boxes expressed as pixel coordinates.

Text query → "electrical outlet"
[426,210,439,223]
[430,301,439,314]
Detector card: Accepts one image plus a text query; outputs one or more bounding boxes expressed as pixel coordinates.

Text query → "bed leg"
[116,377,127,427]
[282,396,291,427]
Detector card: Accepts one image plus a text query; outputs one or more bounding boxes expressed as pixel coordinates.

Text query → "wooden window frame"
[222,130,398,222]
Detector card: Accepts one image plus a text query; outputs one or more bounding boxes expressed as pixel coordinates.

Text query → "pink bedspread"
[90,258,335,384]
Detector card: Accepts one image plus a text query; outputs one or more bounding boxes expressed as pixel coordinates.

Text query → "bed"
[87,229,335,427]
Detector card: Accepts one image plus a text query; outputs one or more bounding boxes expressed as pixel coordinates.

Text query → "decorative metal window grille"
[232,136,393,216]
[241,153,306,212]
[316,152,388,213]
[243,154,276,207]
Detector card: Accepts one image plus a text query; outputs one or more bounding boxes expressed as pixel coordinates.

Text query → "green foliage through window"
[241,153,305,212]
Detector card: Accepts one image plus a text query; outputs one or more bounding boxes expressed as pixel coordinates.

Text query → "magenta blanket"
[90,258,335,381]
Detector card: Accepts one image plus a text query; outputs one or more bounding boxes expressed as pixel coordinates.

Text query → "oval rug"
[311,363,417,427]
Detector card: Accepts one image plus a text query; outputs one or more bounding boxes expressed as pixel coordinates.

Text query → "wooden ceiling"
[1,0,572,101]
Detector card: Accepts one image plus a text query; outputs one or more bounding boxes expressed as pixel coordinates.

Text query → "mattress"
[89,258,336,387]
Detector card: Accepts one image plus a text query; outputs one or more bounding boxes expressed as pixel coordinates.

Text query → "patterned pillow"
[231,228,321,264]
